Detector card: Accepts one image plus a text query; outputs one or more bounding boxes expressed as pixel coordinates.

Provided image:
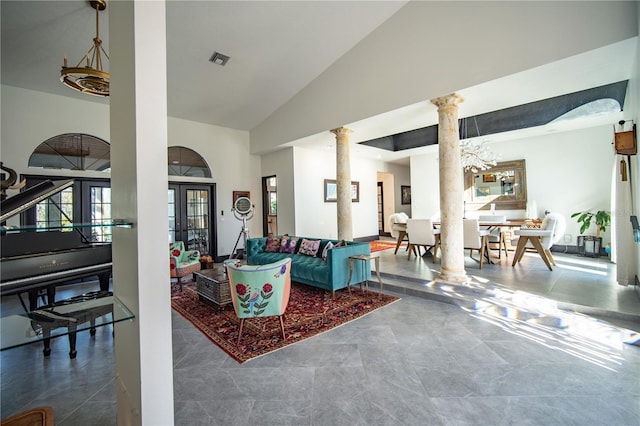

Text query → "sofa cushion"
[169,242,183,258]
[279,236,299,253]
[265,235,281,252]
[298,238,321,256]
[290,254,329,285]
[321,241,334,261]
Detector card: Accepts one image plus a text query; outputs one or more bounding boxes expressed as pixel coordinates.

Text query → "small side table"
[347,254,383,294]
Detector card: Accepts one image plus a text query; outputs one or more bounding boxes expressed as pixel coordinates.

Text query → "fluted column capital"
[431,93,464,112]
[330,127,353,139]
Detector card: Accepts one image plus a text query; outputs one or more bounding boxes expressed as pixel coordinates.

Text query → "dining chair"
[463,218,490,268]
[512,212,565,270]
[388,212,409,254]
[478,215,509,259]
[406,219,440,261]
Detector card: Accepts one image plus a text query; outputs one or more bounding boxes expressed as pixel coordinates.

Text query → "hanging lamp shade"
[60,0,109,97]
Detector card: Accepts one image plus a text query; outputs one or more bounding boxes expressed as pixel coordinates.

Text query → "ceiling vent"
[209,52,230,66]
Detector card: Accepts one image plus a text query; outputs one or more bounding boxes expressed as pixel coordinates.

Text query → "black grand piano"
[1,180,112,311]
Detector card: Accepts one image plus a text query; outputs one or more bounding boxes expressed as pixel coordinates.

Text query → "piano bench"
[29,290,114,359]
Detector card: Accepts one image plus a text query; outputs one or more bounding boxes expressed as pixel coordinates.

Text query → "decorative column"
[431,94,469,284]
[331,127,353,241]
[110,1,174,424]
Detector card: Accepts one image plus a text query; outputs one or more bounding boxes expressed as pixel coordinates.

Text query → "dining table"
[395,218,542,263]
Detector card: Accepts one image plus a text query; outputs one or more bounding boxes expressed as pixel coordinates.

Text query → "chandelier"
[459,116,498,173]
[60,0,109,97]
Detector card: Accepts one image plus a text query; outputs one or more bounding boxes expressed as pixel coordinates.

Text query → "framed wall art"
[401,185,411,205]
[233,190,250,203]
[324,179,359,202]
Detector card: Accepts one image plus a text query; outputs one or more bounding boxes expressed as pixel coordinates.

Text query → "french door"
[168,183,216,256]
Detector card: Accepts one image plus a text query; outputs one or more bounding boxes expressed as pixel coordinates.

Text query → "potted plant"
[571,210,611,238]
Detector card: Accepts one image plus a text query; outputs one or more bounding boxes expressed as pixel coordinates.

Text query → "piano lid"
[1,180,74,222]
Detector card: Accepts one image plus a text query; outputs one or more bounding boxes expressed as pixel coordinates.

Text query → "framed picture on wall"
[233,190,250,204]
[324,179,359,202]
[401,185,411,205]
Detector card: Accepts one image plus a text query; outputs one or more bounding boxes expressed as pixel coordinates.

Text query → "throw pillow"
[265,235,281,252]
[298,238,321,256]
[321,241,334,261]
[279,236,299,254]
[169,242,182,258]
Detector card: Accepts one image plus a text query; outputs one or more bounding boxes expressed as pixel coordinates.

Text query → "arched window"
[28,133,111,171]
[168,146,211,178]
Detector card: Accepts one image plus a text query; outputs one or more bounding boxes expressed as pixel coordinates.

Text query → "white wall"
[1,85,110,179]
[410,150,441,221]
[0,84,259,257]
[292,146,381,239]
[252,1,637,151]
[410,125,616,246]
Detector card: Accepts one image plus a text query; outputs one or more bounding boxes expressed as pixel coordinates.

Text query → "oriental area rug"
[370,240,405,253]
[171,282,399,363]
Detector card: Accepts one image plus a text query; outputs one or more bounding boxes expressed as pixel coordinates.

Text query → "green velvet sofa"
[246,237,371,295]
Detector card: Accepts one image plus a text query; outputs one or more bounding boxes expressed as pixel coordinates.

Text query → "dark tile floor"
[2,245,639,425]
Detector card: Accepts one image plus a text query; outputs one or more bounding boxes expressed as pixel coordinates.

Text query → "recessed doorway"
[262,176,277,236]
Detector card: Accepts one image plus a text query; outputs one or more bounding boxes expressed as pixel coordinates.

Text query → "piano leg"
[28,290,38,311]
[98,272,111,292]
[27,288,53,311]
[42,329,52,357]
[68,322,77,359]
[46,286,56,306]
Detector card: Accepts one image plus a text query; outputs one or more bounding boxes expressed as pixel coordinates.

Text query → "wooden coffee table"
[194,265,232,309]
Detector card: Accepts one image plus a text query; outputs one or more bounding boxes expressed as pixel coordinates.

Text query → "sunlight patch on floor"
[519,252,610,276]
[429,279,640,372]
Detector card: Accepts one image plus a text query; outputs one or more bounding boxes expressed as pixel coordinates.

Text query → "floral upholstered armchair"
[226,258,292,346]
[169,241,201,290]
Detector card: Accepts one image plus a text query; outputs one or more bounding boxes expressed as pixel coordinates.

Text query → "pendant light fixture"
[60,0,109,97]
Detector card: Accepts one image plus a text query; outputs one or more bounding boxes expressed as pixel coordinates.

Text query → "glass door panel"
[89,186,112,242]
[168,188,177,244]
[185,189,209,254]
[169,183,215,256]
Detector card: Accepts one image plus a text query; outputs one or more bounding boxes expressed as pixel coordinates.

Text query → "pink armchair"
[169,241,201,290]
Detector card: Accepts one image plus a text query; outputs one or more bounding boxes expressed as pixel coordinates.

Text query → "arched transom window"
[168,146,211,178]
[28,133,111,171]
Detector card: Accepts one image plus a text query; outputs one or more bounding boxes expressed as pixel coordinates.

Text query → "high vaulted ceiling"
[1,0,407,131]
[1,1,637,165]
